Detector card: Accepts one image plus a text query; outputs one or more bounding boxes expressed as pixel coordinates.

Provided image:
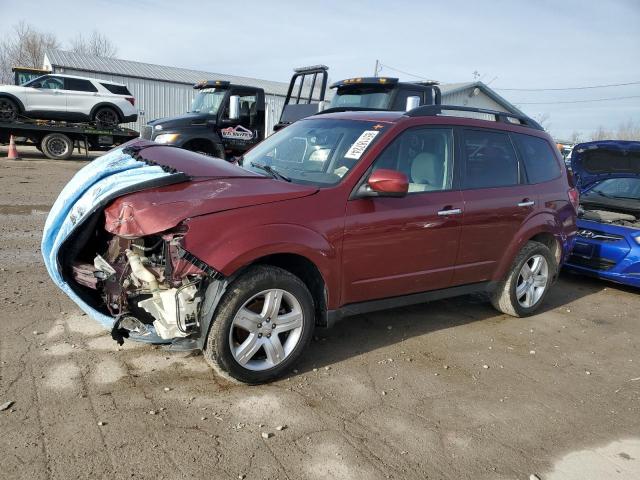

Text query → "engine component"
[125,249,159,292]
[93,254,116,280]
[580,209,640,228]
[581,209,637,224]
[138,283,201,339]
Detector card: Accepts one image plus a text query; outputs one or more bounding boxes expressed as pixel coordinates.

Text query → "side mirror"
[405,96,421,111]
[228,95,240,120]
[358,169,408,198]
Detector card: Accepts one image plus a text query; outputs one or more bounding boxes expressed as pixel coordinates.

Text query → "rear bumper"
[122,113,138,123]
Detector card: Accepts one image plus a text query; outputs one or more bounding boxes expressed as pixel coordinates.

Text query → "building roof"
[439,81,526,116]
[44,49,291,96]
[44,50,523,115]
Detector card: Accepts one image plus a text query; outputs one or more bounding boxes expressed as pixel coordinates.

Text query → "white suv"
[0,74,137,126]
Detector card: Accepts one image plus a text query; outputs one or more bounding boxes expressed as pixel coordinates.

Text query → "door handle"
[517,200,535,207]
[437,208,462,216]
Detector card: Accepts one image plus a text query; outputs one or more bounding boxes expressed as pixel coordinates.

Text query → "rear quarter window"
[513,133,561,184]
[101,83,131,96]
[64,78,98,92]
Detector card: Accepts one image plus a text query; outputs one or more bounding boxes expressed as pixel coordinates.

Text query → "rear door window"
[64,78,98,92]
[513,133,561,184]
[462,129,520,189]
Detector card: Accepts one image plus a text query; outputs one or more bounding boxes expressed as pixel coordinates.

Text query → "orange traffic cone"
[7,135,21,160]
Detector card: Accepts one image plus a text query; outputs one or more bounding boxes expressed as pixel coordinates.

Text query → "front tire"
[203,265,315,384]
[0,98,18,122]
[491,241,557,317]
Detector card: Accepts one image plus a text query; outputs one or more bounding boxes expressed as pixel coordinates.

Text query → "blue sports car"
[565,140,640,288]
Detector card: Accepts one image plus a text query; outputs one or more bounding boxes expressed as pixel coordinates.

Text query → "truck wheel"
[491,241,557,317]
[203,265,315,384]
[93,107,120,127]
[41,133,73,160]
[0,98,18,122]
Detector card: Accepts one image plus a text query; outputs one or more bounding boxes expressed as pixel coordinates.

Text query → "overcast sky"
[1,0,639,139]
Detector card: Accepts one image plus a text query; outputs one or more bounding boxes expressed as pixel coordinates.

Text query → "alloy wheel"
[516,254,549,308]
[229,289,304,371]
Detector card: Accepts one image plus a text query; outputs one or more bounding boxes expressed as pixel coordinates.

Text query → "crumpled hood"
[105,141,319,237]
[571,140,640,192]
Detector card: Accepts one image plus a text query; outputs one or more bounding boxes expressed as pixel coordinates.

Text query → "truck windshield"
[191,88,226,114]
[329,86,393,109]
[242,118,386,186]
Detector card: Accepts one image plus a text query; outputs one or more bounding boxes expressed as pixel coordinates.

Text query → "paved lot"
[1,147,639,480]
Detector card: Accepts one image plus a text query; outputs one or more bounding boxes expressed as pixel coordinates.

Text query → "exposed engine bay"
[579,208,640,229]
[67,225,219,344]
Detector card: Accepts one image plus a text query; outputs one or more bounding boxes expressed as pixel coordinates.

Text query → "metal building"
[43,50,290,131]
[43,49,525,131]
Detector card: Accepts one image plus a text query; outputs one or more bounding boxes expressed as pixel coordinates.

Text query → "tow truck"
[324,76,441,112]
[140,66,330,160]
[140,69,442,161]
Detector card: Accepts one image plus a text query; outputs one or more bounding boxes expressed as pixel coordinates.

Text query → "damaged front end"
[42,142,229,349]
[69,228,222,347]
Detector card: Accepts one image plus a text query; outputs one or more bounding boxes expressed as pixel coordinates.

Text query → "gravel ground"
[1,146,639,480]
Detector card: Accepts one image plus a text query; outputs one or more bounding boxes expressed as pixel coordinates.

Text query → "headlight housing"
[155,133,180,144]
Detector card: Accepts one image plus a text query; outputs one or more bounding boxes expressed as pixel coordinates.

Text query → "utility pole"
[374,59,379,77]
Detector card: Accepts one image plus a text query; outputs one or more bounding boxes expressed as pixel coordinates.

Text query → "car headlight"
[155,133,180,144]
[634,234,640,245]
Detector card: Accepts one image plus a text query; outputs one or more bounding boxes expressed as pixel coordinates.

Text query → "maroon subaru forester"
[54,105,578,383]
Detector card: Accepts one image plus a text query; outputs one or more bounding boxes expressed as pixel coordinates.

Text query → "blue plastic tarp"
[41,147,175,330]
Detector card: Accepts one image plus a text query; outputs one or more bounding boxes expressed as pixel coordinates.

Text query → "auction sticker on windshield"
[345,130,380,159]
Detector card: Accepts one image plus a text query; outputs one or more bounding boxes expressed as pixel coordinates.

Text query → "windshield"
[586,177,640,200]
[191,88,226,114]
[242,118,386,186]
[329,86,393,109]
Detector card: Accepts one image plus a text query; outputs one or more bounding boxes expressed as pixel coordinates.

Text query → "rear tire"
[41,133,73,160]
[0,98,18,122]
[203,265,315,384]
[491,241,557,317]
[93,107,120,127]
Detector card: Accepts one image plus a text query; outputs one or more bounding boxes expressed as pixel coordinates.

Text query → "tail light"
[126,97,135,106]
[568,187,579,212]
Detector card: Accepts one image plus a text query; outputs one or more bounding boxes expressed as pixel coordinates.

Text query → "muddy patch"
[0,204,50,215]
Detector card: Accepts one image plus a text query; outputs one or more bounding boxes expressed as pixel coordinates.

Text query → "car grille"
[568,254,617,271]
[140,125,153,140]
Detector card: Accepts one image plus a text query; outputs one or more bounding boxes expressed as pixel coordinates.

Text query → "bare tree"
[590,121,640,141]
[0,21,60,85]
[569,131,582,144]
[533,112,551,131]
[70,31,118,58]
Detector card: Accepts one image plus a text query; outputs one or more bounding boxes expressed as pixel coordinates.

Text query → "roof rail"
[405,104,543,130]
